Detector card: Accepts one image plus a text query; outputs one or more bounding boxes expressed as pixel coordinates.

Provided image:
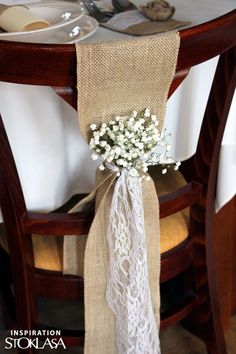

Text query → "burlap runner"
[101,19,189,36]
[76,33,180,141]
[64,32,180,353]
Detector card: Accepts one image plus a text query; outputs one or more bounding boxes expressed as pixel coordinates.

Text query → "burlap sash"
[101,18,189,36]
[64,169,160,353]
[75,33,180,141]
[63,32,180,353]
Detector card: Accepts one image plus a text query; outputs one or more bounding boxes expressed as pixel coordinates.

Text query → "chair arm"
[159,182,202,218]
[21,210,94,235]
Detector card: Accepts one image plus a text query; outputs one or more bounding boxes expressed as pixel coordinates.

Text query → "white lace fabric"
[106,169,161,354]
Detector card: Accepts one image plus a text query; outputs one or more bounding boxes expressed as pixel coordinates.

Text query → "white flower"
[137,142,144,150]
[133,123,140,132]
[93,131,100,138]
[107,154,114,163]
[100,141,107,147]
[144,108,150,117]
[100,128,106,136]
[108,132,115,140]
[89,141,95,149]
[140,118,145,124]
[91,153,99,160]
[125,131,133,138]
[94,137,100,145]
[174,161,181,170]
[121,152,127,159]
[162,168,167,174]
[99,164,105,171]
[90,124,97,131]
[115,146,122,155]
[117,159,125,166]
[151,114,157,121]
[119,122,125,130]
[143,166,148,172]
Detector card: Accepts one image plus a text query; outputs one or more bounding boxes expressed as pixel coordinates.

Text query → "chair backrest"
[0,11,235,349]
[1,10,235,219]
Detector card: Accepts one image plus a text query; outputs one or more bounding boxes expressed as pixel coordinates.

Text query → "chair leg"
[0,247,38,353]
[0,246,15,329]
[14,278,38,354]
[190,205,227,354]
[8,256,38,354]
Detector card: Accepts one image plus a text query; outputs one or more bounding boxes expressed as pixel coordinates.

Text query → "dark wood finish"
[159,182,202,218]
[189,45,236,354]
[33,272,84,300]
[0,11,235,88]
[160,240,193,283]
[161,293,199,330]
[213,195,236,329]
[22,211,93,235]
[0,10,235,354]
[229,198,236,315]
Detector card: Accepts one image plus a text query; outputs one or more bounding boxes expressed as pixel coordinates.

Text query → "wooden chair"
[0,10,235,353]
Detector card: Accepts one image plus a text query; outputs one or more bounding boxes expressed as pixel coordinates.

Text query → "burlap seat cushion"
[0,168,188,271]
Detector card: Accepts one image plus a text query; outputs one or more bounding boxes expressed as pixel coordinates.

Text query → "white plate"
[0,1,85,42]
[0,14,98,43]
[46,14,99,44]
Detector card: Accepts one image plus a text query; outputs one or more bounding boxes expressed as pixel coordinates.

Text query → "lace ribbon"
[106,169,161,354]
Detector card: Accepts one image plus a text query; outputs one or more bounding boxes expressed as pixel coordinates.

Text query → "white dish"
[0,1,85,42]
[46,14,99,44]
[0,14,98,43]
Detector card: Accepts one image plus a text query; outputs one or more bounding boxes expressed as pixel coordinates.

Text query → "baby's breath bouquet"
[89,108,180,176]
